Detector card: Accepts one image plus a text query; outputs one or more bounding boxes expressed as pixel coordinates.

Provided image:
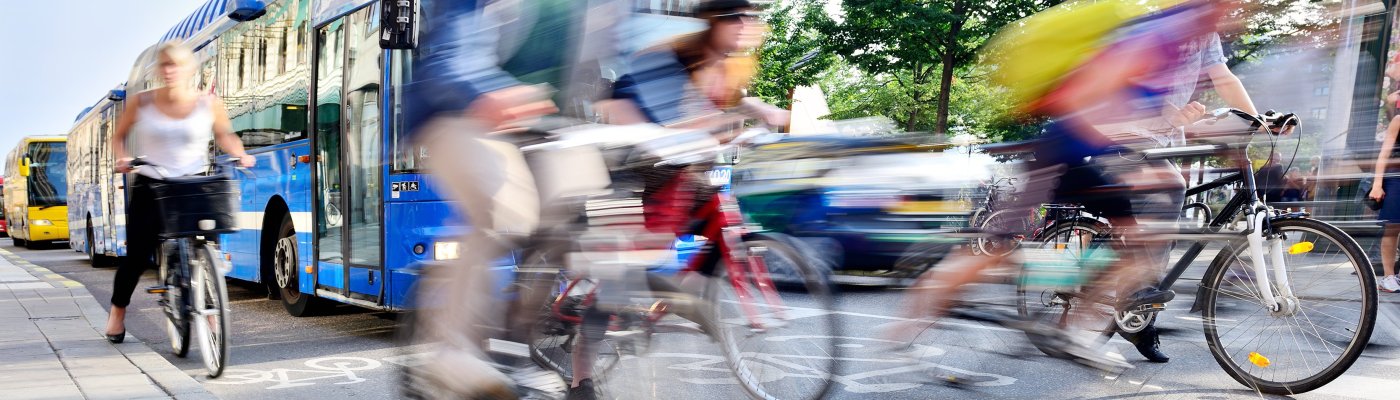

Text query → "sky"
[0,0,202,158]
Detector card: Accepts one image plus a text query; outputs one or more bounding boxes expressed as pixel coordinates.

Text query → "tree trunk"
[906,107,921,132]
[936,50,955,135]
[936,2,969,135]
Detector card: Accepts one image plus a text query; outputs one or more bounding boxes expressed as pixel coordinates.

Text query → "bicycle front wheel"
[709,237,839,400]
[1201,218,1376,394]
[190,243,230,378]
[159,242,191,358]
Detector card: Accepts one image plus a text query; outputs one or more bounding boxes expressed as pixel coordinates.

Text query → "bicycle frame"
[548,178,787,331]
[1134,135,1295,313]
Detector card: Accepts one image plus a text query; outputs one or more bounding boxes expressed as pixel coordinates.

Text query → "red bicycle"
[519,129,840,400]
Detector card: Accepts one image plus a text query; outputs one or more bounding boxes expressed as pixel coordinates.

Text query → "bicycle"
[968,177,1034,257]
[133,158,240,378]
[509,123,840,400]
[1018,109,1375,394]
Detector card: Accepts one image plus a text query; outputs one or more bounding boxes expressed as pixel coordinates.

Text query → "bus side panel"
[219,142,312,283]
[382,193,517,310]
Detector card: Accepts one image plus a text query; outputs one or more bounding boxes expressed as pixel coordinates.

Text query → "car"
[730,135,994,276]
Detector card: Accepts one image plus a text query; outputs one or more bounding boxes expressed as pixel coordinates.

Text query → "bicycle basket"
[149,175,240,238]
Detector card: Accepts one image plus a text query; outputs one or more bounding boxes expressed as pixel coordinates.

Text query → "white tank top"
[131,92,214,179]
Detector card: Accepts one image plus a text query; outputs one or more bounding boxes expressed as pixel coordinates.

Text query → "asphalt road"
[13,241,1400,400]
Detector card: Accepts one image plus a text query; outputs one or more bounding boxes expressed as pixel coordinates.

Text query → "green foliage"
[818,0,1055,133]
[750,0,837,109]
[1221,0,1340,68]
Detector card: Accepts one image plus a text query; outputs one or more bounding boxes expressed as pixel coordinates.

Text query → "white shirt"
[131,93,214,179]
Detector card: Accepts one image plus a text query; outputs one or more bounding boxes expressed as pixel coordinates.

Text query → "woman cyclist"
[103,43,255,343]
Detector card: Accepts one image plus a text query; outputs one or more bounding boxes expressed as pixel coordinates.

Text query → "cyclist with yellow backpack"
[885,0,1256,368]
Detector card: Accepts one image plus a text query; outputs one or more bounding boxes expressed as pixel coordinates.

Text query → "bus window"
[27,142,67,207]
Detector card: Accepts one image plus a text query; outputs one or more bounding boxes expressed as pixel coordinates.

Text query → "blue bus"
[68,0,706,317]
[67,87,129,266]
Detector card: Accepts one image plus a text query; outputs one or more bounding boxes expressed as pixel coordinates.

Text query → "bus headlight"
[32,219,52,226]
[433,241,460,260]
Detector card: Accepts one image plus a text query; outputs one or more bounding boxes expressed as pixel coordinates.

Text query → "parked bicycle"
[133,158,240,378]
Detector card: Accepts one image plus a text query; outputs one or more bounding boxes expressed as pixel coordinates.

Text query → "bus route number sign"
[391,181,419,198]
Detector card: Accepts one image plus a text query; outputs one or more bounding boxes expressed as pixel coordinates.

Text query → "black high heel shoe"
[105,331,126,344]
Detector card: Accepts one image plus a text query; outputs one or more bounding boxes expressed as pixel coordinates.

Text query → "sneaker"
[1380,275,1400,293]
[1122,325,1170,363]
[1059,330,1134,372]
[1118,287,1175,310]
[566,379,597,400]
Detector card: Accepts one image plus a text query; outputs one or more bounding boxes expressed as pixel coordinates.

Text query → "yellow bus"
[4,136,69,248]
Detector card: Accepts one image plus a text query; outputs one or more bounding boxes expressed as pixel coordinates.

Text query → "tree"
[820,0,1055,133]
[750,0,837,109]
[1221,0,1340,68]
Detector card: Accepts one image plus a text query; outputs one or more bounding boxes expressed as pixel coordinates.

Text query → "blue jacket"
[401,0,525,136]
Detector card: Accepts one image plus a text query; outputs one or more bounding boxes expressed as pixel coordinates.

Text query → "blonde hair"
[156,42,197,86]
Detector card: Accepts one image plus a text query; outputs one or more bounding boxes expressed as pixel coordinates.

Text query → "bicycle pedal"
[145,285,169,294]
[1131,303,1166,313]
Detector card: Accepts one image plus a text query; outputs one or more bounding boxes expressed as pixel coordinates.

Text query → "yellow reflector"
[1248,352,1270,368]
[1288,242,1314,255]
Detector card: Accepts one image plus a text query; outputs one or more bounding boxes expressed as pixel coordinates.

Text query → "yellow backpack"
[986,0,1183,109]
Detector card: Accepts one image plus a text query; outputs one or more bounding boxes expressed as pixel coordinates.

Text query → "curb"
[0,248,216,399]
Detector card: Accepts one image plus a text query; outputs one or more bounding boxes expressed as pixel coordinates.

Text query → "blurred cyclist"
[1086,1,1260,363]
[882,0,1233,370]
[399,0,627,398]
[564,1,790,396]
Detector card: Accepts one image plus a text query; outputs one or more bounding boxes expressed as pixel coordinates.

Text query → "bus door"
[99,104,119,256]
[312,6,385,305]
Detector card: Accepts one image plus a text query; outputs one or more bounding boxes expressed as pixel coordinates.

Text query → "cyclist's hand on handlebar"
[115,157,135,173]
[236,156,256,168]
[1370,184,1385,202]
[1164,101,1208,128]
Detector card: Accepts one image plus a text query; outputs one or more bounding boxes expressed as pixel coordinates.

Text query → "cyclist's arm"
[1205,64,1257,116]
[111,92,141,172]
[209,97,254,167]
[1373,116,1400,195]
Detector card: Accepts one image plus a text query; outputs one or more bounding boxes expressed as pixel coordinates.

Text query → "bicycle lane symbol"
[210,357,383,390]
[641,336,1016,394]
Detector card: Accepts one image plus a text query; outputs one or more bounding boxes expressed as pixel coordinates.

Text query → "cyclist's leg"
[108,175,161,334]
[413,116,543,395]
[1117,159,1186,361]
[883,251,1009,344]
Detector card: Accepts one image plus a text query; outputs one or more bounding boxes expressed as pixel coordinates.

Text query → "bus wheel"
[12,238,25,247]
[274,214,321,317]
[87,218,108,268]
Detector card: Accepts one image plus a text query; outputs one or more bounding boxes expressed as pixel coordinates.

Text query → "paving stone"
[0,339,56,358]
[63,354,145,377]
[74,373,166,400]
[1,382,84,399]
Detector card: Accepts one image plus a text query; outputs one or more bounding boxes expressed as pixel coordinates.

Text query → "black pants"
[112,175,162,308]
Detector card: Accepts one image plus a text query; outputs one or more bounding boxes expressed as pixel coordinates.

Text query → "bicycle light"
[433,241,460,260]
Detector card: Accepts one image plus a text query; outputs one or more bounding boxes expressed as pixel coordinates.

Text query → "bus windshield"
[27,142,67,207]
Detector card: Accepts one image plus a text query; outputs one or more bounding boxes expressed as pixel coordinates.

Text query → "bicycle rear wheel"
[190,242,230,378]
[1017,221,1116,358]
[527,277,623,384]
[1200,218,1376,394]
[978,208,1035,257]
[708,237,839,400]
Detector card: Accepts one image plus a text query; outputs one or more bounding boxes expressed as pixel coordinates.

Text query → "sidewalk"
[0,248,215,400]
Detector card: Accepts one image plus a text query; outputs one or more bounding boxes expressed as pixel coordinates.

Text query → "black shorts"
[1047,161,1134,219]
